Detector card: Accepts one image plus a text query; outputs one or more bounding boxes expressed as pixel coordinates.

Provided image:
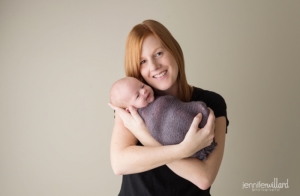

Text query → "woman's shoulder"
[191,86,228,120]
[191,86,225,103]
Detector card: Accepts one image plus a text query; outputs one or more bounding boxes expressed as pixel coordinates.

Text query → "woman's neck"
[154,84,178,98]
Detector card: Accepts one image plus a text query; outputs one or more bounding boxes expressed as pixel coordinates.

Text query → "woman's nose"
[149,59,159,71]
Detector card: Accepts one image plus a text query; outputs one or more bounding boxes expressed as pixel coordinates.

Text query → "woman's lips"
[153,70,167,78]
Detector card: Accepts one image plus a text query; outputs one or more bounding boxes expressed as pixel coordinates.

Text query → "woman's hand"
[108,103,150,141]
[108,103,143,126]
[180,108,215,158]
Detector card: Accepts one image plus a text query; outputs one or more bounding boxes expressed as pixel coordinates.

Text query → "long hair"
[124,19,192,102]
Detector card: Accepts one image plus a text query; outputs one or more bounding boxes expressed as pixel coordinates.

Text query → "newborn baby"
[110,77,216,160]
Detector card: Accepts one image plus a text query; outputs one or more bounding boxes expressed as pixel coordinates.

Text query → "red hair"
[124,20,192,102]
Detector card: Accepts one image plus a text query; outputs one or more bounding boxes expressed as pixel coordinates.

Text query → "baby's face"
[123,78,155,108]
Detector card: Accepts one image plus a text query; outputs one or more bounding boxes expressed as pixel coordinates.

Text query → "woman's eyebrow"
[154,47,164,52]
[140,47,164,58]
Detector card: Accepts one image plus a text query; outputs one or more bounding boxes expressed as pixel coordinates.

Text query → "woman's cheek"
[140,67,146,77]
[140,68,150,83]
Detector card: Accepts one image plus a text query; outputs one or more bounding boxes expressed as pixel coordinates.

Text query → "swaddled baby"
[110,77,216,160]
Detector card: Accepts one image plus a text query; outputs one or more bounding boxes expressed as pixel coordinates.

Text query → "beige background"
[1,0,299,195]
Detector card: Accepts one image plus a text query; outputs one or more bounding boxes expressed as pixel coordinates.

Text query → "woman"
[109,19,229,196]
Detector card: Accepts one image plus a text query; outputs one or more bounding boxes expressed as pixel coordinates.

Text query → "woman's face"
[140,35,179,96]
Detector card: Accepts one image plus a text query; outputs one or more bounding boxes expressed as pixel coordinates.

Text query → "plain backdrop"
[1,0,299,195]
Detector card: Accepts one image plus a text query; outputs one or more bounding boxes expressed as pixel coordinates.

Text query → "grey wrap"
[137,95,217,160]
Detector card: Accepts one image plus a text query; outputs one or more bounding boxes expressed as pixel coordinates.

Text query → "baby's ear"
[125,107,131,113]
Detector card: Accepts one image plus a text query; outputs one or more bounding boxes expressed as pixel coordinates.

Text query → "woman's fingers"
[191,113,202,132]
[108,103,145,133]
[184,113,202,140]
[127,106,143,124]
[181,110,217,158]
[181,113,204,157]
[200,108,215,145]
[206,108,216,131]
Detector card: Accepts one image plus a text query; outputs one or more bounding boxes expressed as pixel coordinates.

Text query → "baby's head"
[110,77,155,109]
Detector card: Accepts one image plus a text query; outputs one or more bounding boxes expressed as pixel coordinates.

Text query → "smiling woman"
[140,35,179,97]
[109,19,229,196]
[124,20,193,102]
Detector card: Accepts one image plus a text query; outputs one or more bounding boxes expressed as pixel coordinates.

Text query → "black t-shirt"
[118,87,229,196]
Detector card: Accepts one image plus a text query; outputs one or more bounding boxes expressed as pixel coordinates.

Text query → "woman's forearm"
[110,111,213,175]
[110,111,226,188]
[110,114,187,175]
[111,143,186,175]
[135,116,226,190]
[129,114,226,189]
[167,117,227,190]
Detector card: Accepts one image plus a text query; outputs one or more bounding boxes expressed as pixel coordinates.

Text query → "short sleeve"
[191,87,229,132]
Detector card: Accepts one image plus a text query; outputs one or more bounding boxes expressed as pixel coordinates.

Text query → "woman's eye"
[155,52,162,57]
[140,60,146,65]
